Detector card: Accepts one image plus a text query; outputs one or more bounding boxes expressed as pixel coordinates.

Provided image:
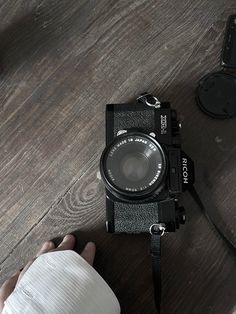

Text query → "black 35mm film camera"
[100,94,195,235]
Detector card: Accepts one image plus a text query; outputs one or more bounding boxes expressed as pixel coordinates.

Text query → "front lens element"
[102,133,166,196]
[121,152,149,182]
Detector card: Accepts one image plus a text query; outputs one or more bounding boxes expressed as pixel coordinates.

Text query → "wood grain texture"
[0,1,236,313]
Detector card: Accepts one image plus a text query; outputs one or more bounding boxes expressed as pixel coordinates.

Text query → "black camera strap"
[151,234,162,314]
[189,186,236,253]
[150,223,166,314]
[150,186,236,314]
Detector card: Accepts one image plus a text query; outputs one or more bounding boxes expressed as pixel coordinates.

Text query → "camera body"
[100,96,194,234]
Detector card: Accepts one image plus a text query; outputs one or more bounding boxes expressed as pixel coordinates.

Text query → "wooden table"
[0,1,235,313]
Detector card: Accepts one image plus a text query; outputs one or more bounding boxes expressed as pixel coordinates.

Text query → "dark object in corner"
[196,72,236,118]
[196,15,236,119]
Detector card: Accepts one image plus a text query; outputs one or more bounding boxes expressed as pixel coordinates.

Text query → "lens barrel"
[100,133,166,199]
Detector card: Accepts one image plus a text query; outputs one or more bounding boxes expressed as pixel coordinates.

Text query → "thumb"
[80,242,96,266]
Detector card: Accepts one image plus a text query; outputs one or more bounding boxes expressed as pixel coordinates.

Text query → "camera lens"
[121,152,149,182]
[100,133,166,198]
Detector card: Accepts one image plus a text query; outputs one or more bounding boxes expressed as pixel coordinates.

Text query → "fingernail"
[63,234,73,241]
[42,241,51,250]
[85,242,95,250]
[11,271,20,277]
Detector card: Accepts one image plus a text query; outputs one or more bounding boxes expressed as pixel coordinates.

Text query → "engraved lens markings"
[106,135,165,193]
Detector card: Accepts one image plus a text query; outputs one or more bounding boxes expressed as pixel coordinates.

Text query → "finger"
[80,242,96,266]
[54,234,76,251]
[18,241,55,283]
[18,236,74,283]
[0,272,20,311]
[36,241,55,257]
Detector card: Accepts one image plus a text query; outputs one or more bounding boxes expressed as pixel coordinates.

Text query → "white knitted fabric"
[2,250,120,314]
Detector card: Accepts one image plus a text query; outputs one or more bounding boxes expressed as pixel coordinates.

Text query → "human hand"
[0,235,96,312]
